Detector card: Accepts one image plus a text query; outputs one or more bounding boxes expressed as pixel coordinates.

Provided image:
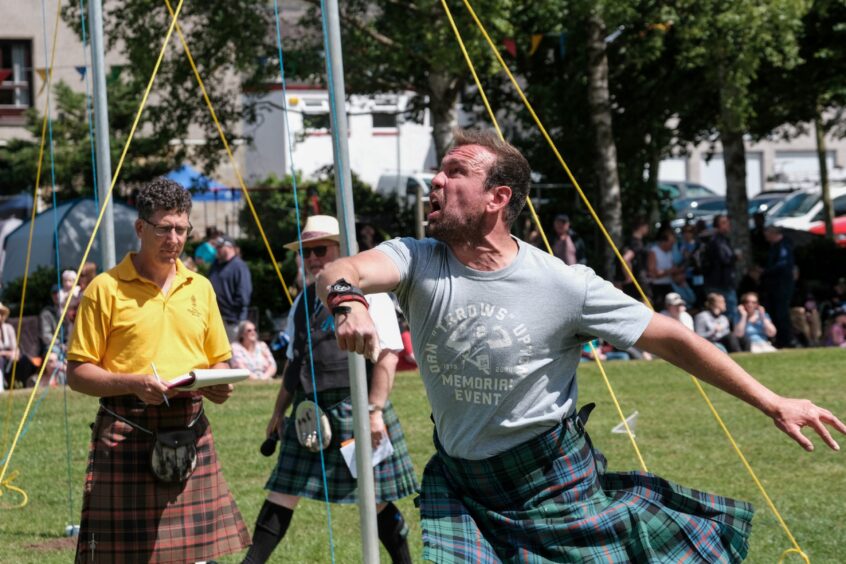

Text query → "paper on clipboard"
[340,434,394,479]
[165,368,250,391]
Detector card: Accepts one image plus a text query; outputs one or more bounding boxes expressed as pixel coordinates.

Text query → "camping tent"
[2,198,139,286]
[166,164,241,201]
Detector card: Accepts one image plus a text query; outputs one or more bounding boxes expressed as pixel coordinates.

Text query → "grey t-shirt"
[376,237,653,459]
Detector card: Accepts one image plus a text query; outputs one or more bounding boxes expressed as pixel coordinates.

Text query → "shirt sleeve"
[67,286,110,365]
[575,267,652,350]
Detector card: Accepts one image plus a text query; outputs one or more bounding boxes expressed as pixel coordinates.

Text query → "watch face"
[332,281,352,293]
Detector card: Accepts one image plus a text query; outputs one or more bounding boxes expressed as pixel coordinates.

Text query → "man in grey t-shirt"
[317,129,845,562]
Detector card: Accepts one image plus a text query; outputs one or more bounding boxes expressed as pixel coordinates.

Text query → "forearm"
[67,361,137,398]
[734,316,747,337]
[368,350,398,408]
[637,314,780,416]
[317,258,364,303]
[272,371,294,418]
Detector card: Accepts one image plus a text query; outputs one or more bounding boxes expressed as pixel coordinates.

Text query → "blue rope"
[40,0,74,528]
[78,0,100,210]
[272,2,336,561]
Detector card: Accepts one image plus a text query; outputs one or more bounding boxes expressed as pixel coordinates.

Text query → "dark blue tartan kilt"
[420,411,754,563]
[266,387,420,503]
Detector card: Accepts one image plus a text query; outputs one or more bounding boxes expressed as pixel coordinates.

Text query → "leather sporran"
[295,400,332,452]
[150,427,198,483]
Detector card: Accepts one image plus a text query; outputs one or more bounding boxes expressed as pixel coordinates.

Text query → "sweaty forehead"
[444,144,495,173]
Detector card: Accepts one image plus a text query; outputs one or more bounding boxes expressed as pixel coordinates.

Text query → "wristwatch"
[329,278,355,294]
[368,403,383,413]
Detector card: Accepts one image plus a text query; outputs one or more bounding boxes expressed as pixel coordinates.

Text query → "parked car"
[670,192,794,231]
[768,186,846,231]
[808,216,846,248]
[659,181,719,201]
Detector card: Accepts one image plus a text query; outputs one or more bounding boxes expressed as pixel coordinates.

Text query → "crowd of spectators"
[546,211,846,357]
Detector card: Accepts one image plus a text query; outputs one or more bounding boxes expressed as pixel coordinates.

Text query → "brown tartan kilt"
[75,395,250,563]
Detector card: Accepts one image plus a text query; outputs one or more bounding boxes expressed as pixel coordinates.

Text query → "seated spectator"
[694,293,742,353]
[820,277,846,323]
[230,320,277,380]
[790,266,821,347]
[670,270,697,310]
[734,292,777,353]
[58,269,80,310]
[824,309,846,348]
[39,284,67,384]
[0,302,20,391]
[661,293,694,331]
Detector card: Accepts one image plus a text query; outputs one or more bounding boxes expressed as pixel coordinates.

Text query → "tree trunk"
[427,71,460,162]
[814,106,834,239]
[719,127,752,273]
[585,11,623,279]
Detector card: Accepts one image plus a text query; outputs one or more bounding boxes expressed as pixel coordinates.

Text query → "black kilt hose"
[75,395,250,563]
[420,406,754,563]
[266,387,420,503]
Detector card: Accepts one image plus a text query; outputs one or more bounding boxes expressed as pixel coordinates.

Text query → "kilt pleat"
[266,388,420,503]
[420,413,753,563]
[75,396,250,563]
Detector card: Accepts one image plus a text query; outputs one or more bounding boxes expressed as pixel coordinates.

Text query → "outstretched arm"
[636,313,846,452]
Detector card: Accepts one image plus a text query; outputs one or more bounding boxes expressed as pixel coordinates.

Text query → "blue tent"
[166,165,241,202]
[0,193,35,219]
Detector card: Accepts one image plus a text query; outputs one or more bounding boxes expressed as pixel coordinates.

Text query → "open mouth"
[428,198,442,220]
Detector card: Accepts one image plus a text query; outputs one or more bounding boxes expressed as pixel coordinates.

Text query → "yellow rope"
[451,0,808,557]
[0,0,187,491]
[1,0,64,463]
[439,0,648,470]
[162,0,293,306]
[0,471,29,509]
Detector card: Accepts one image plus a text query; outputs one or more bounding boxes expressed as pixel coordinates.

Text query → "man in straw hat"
[314,129,846,562]
[243,215,418,563]
[67,178,250,562]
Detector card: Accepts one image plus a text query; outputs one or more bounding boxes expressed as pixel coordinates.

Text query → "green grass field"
[0,348,844,563]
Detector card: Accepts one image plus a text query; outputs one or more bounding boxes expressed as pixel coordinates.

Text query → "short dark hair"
[450,129,531,225]
[136,177,192,220]
[713,214,727,229]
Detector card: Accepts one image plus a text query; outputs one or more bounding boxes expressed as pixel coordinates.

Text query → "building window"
[303,112,331,131]
[372,112,397,129]
[0,40,33,110]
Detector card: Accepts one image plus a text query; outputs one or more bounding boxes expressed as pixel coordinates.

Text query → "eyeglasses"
[142,217,193,238]
[301,245,329,258]
[244,328,256,333]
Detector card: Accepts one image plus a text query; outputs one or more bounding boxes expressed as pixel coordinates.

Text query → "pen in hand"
[151,362,170,407]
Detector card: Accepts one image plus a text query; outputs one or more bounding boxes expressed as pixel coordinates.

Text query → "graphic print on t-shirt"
[425,301,534,406]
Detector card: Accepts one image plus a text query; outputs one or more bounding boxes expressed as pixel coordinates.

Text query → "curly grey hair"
[136,177,192,220]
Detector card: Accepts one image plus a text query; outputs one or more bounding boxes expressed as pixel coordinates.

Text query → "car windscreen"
[770,192,819,218]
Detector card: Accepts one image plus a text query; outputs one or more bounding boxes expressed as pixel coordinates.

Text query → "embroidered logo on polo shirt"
[188,296,202,318]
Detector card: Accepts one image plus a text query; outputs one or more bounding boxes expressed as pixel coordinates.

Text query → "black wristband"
[332,305,352,316]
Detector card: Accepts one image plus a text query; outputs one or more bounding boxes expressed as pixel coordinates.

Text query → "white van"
[375,172,434,203]
[769,186,846,231]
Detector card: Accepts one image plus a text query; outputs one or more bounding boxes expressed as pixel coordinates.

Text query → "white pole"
[88,0,115,269]
[321,0,380,561]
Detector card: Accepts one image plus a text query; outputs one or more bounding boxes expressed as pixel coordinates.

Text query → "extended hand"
[201,383,234,404]
[333,302,381,362]
[770,397,846,451]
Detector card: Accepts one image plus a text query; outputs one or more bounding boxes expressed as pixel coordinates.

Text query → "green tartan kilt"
[266,387,420,503]
[420,408,754,563]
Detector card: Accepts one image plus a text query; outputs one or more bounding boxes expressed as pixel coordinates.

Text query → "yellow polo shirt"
[67,254,231,381]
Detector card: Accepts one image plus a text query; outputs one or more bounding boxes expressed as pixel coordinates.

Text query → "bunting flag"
[75,66,87,80]
[502,38,517,58]
[605,25,625,44]
[529,35,544,56]
[35,68,48,95]
[0,69,11,83]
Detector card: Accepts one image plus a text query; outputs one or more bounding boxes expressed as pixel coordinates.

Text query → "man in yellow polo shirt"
[67,178,250,563]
